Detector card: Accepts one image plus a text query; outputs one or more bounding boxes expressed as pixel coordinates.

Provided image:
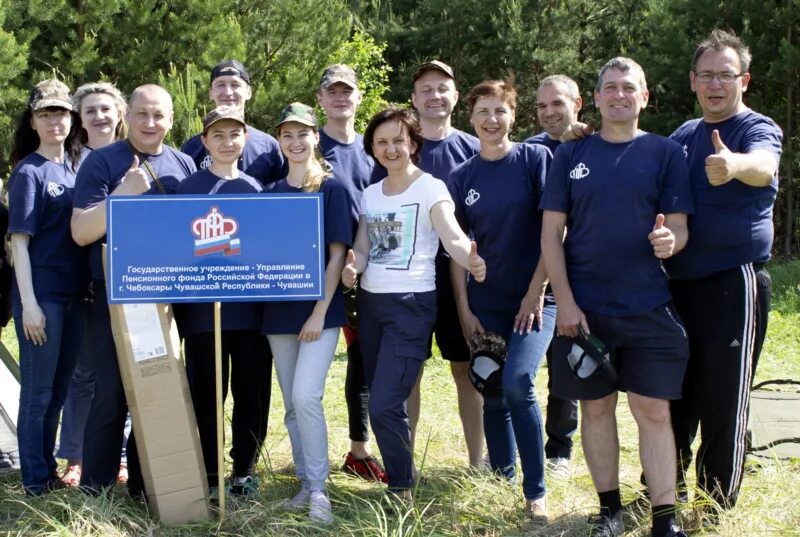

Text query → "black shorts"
[427,290,470,362]
[551,303,689,401]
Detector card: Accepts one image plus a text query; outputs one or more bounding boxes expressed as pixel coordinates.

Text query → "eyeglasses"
[693,71,745,84]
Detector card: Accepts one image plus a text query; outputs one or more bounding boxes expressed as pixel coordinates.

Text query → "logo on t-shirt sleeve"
[569,163,590,180]
[366,204,419,269]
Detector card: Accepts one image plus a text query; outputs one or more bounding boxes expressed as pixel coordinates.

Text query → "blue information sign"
[107,194,324,303]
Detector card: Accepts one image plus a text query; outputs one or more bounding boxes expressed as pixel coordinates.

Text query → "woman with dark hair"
[448,79,554,520]
[341,106,486,499]
[56,81,129,488]
[7,79,87,495]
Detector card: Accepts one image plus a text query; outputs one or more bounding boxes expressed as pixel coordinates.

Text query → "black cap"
[412,60,454,83]
[210,60,251,85]
[567,328,617,383]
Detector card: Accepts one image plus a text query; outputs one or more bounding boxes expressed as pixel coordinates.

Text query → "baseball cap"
[412,60,454,83]
[467,331,507,396]
[29,79,73,112]
[202,106,246,132]
[210,60,251,85]
[318,64,358,90]
[567,327,617,383]
[276,102,317,128]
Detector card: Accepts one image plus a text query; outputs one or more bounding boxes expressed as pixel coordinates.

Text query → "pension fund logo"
[569,162,590,180]
[192,206,241,256]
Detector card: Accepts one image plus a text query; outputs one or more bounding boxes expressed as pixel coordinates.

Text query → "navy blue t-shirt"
[173,169,262,336]
[665,110,782,280]
[260,177,353,334]
[540,133,693,316]
[181,126,286,187]
[449,143,551,312]
[8,154,88,310]
[524,132,561,154]
[318,129,383,231]
[418,129,480,296]
[73,140,196,280]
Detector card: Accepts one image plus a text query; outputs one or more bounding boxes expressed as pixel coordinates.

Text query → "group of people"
[4,27,781,537]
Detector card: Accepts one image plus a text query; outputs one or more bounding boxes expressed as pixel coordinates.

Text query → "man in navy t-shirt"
[181,60,285,187]
[541,58,692,537]
[665,30,783,516]
[316,64,387,483]
[524,75,583,154]
[524,74,583,479]
[71,85,196,496]
[408,60,482,468]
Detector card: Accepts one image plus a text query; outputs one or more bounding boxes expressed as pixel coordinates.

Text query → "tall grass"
[1,261,799,536]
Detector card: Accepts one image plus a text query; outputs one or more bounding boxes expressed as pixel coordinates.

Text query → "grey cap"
[413,60,454,82]
[202,106,246,132]
[319,64,358,90]
[29,79,73,112]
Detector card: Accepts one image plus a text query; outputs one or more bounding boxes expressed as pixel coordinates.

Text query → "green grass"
[1,261,800,536]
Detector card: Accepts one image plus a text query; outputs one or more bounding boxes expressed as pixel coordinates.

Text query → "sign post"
[107,193,324,517]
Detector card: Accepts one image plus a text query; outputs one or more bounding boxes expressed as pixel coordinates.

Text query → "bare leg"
[407,364,424,451]
[581,393,619,492]
[628,392,677,506]
[450,361,485,467]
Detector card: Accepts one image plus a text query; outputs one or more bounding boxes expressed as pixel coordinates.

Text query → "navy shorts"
[427,290,470,362]
[551,303,689,401]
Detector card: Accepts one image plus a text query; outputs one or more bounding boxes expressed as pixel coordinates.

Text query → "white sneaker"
[546,457,570,478]
[309,490,334,525]
[282,486,311,511]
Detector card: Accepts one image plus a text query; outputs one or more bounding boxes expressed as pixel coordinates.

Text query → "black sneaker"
[588,510,624,537]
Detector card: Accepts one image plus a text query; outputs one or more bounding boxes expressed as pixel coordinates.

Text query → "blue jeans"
[475,302,556,500]
[15,298,88,494]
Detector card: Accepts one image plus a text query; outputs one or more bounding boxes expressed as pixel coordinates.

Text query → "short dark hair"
[465,79,517,115]
[363,106,424,164]
[692,28,751,73]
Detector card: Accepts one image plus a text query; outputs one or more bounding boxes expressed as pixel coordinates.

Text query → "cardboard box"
[107,298,209,525]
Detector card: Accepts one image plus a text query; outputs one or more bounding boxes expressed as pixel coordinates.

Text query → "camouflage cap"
[276,102,317,128]
[202,106,246,132]
[318,64,358,90]
[412,60,455,83]
[210,59,251,85]
[29,79,73,112]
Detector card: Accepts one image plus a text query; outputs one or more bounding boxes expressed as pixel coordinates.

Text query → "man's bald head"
[129,84,173,110]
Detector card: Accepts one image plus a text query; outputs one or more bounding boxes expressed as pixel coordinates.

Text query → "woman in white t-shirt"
[341,106,485,498]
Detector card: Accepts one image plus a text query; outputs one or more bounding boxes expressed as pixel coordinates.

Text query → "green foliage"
[157,63,204,148]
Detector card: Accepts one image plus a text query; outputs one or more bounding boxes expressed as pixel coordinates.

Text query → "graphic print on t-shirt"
[366,203,419,269]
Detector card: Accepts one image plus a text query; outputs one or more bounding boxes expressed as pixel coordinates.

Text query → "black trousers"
[544,340,578,459]
[344,286,370,443]
[184,330,272,483]
[670,264,771,508]
[80,281,143,495]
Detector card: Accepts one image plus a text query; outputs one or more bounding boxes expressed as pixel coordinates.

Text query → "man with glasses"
[666,29,783,519]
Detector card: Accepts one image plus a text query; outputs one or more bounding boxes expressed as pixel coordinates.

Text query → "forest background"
[0,0,798,258]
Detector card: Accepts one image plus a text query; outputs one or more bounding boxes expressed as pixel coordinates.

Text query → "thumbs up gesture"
[648,213,676,259]
[341,249,359,289]
[468,240,486,283]
[112,155,150,196]
[704,129,736,186]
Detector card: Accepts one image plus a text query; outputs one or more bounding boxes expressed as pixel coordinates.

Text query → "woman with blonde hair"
[261,103,352,524]
[57,81,129,487]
